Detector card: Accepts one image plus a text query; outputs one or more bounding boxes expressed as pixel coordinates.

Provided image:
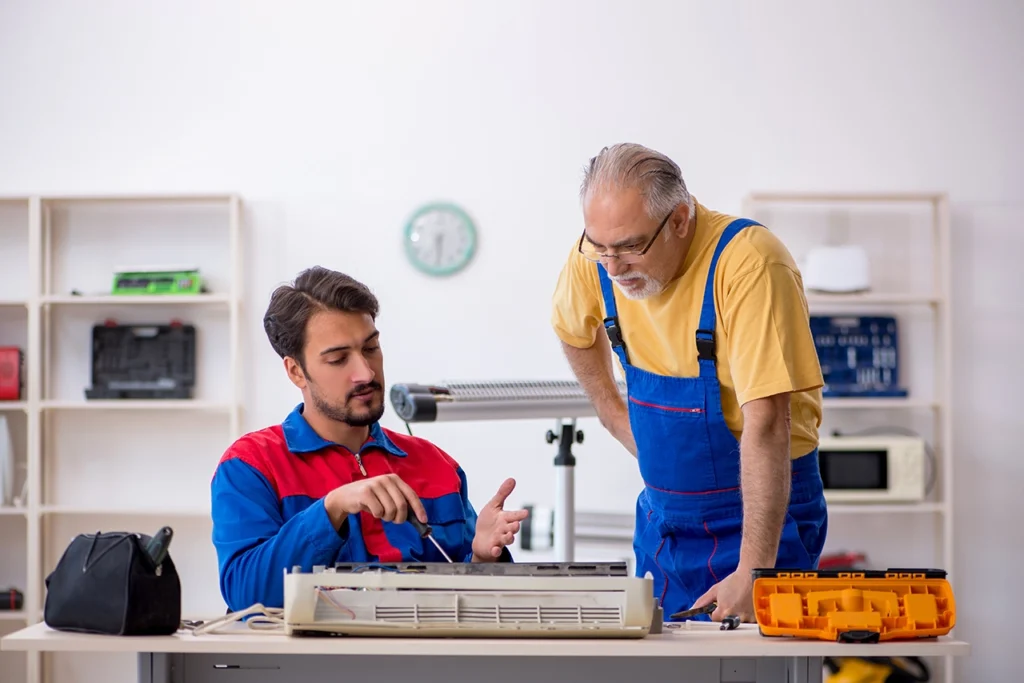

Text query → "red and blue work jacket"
[210,403,503,612]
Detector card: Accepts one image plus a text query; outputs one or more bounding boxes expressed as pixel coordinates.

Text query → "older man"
[550,143,828,622]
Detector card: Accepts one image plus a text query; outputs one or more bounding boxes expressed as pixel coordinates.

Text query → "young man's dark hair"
[263,266,380,372]
[211,266,527,613]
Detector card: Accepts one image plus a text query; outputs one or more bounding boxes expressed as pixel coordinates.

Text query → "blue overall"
[597,218,828,620]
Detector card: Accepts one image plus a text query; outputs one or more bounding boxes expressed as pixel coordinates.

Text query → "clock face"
[403,202,477,276]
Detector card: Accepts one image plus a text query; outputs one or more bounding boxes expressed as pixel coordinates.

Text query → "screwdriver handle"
[409,517,432,538]
[145,526,173,566]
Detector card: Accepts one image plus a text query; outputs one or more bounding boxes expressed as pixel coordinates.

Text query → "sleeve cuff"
[551,323,597,350]
[308,498,349,557]
[737,377,823,407]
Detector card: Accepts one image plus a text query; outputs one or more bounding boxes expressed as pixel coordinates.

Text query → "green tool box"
[111,266,204,295]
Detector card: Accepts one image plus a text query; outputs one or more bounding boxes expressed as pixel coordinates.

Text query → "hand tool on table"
[409,517,454,563]
[669,602,740,630]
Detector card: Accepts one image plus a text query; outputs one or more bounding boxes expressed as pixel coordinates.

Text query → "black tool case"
[84,323,196,400]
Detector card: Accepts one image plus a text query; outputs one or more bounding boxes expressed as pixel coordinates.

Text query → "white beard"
[611,272,663,300]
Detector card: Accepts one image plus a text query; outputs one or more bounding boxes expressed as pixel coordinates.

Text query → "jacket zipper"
[354,452,368,477]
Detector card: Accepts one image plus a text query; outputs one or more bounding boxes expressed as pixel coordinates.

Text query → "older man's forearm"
[737,396,792,571]
[561,338,636,456]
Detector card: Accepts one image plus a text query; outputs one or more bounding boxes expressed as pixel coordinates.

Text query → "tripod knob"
[576,430,584,444]
[545,430,557,444]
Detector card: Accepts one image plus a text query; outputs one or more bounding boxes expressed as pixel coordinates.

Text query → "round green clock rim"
[403,201,478,277]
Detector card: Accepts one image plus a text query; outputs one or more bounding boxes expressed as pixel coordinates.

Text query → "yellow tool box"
[752,568,955,643]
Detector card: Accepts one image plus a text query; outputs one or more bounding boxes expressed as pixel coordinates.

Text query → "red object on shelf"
[1,588,23,611]
[0,347,23,401]
[817,551,868,570]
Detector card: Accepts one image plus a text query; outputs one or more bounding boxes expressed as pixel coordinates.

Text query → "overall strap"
[695,218,762,378]
[597,263,630,366]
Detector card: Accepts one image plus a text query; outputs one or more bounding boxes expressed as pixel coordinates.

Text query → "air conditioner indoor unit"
[283,561,658,639]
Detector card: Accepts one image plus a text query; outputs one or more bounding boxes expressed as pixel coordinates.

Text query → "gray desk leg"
[138,653,184,683]
[786,656,824,683]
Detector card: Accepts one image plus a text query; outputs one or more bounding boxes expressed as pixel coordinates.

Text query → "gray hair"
[579,143,694,219]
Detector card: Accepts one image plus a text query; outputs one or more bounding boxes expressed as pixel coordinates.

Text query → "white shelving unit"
[742,191,954,683]
[0,194,244,683]
[0,196,34,683]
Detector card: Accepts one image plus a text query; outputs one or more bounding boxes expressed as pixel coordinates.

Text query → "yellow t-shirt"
[550,200,824,460]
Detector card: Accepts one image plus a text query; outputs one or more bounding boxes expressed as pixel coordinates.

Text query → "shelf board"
[823,397,937,409]
[40,505,209,517]
[41,400,234,411]
[806,292,939,306]
[573,502,947,543]
[0,611,28,622]
[826,502,945,515]
[747,191,944,204]
[0,299,27,307]
[0,506,27,517]
[0,402,27,412]
[40,193,238,204]
[42,294,231,305]
[574,527,633,542]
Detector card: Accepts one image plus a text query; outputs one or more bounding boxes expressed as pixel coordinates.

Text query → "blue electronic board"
[810,315,908,398]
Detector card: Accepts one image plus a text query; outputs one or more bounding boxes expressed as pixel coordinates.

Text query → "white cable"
[185,603,285,636]
[184,585,362,636]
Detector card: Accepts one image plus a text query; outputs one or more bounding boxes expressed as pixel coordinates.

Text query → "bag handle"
[81,531,136,573]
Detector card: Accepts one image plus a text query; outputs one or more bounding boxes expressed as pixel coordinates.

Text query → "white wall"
[1,0,1021,680]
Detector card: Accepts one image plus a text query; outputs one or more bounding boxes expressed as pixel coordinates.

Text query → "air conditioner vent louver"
[311,589,628,628]
[366,605,624,625]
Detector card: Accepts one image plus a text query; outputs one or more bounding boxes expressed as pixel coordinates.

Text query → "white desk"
[1,621,970,683]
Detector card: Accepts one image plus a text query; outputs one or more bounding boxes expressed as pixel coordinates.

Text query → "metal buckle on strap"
[695,329,716,361]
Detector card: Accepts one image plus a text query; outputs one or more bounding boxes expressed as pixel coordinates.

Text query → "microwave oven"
[817,434,927,503]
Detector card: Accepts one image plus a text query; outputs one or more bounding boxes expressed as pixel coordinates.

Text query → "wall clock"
[403,202,477,277]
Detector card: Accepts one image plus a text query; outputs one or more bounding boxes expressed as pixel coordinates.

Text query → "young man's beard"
[310,382,385,427]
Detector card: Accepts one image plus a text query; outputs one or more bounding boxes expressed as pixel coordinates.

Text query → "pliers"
[669,602,741,630]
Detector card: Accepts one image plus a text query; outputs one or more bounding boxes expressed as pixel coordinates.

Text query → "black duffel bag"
[44,527,181,636]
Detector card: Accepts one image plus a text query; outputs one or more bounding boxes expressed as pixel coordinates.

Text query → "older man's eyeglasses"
[577,209,673,264]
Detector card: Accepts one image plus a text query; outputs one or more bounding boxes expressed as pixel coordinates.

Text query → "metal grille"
[389,379,626,422]
[436,380,625,403]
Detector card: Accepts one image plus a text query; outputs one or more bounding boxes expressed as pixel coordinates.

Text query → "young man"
[211,266,527,612]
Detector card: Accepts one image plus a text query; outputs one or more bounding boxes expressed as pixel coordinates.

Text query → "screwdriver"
[409,517,453,563]
[145,526,174,566]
